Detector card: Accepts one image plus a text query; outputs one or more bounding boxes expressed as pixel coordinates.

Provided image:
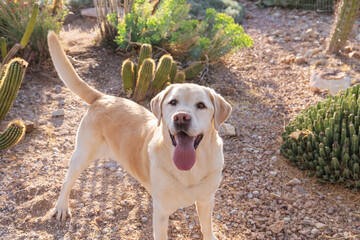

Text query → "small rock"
[306,28,319,38]
[220,123,236,136]
[271,156,278,163]
[294,36,302,42]
[286,178,301,186]
[80,8,97,18]
[252,191,260,197]
[349,51,360,60]
[106,209,114,215]
[269,221,284,233]
[216,214,221,220]
[295,55,306,64]
[269,171,278,176]
[310,69,351,95]
[141,217,148,222]
[247,193,253,199]
[52,109,65,116]
[24,121,35,133]
[315,223,327,231]
[299,228,311,235]
[311,228,321,235]
[55,86,62,94]
[273,12,281,18]
[191,234,200,238]
[281,54,295,64]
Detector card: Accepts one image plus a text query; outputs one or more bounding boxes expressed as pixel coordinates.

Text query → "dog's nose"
[173,112,191,125]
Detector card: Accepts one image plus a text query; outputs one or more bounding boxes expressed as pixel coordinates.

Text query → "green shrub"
[110,0,252,62]
[0,0,67,63]
[188,0,245,23]
[281,85,360,190]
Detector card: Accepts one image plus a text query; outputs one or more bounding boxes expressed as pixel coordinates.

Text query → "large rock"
[310,69,351,95]
[81,8,97,18]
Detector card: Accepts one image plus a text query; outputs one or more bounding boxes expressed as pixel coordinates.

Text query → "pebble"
[271,156,278,163]
[272,12,281,18]
[220,123,236,136]
[106,209,114,215]
[216,214,221,220]
[55,86,62,94]
[315,222,326,230]
[286,178,301,186]
[269,171,278,176]
[52,109,65,116]
[295,55,306,64]
[191,234,200,238]
[247,193,253,199]
[252,191,260,197]
[141,217,148,222]
[311,228,321,235]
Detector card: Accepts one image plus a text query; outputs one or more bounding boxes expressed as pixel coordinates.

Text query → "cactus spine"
[327,0,360,54]
[121,59,136,97]
[134,59,155,102]
[150,55,173,95]
[184,61,205,80]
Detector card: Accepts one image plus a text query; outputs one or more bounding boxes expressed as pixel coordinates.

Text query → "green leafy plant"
[188,0,245,23]
[121,44,200,101]
[281,84,360,190]
[110,1,252,62]
[0,0,67,63]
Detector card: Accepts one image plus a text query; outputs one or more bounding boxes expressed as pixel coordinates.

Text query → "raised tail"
[47,31,104,105]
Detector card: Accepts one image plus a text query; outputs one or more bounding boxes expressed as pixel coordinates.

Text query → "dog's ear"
[151,85,174,126]
[207,88,232,131]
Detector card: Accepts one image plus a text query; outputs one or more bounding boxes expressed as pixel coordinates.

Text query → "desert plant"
[327,0,360,54]
[110,1,253,62]
[0,0,67,63]
[281,84,360,189]
[121,44,204,101]
[188,0,245,23]
[0,2,38,150]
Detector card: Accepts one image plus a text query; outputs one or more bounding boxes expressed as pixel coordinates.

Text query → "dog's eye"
[197,102,206,109]
[169,99,177,106]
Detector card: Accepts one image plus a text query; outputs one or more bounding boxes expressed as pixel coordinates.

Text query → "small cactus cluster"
[121,44,204,101]
[0,2,38,151]
[281,84,360,189]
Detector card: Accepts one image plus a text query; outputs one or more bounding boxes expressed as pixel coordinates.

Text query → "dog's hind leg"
[52,143,97,221]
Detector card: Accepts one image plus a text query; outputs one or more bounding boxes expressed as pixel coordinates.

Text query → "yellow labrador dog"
[47,31,231,240]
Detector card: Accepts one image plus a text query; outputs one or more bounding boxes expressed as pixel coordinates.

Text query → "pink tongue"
[173,132,196,171]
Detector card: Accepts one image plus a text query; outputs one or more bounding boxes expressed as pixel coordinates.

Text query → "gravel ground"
[1,2,360,239]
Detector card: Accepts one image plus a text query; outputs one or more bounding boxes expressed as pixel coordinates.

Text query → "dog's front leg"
[153,200,170,240]
[196,198,218,240]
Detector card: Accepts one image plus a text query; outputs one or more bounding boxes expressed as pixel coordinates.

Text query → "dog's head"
[151,83,232,171]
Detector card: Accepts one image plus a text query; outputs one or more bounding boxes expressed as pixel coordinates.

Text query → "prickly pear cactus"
[281,84,360,190]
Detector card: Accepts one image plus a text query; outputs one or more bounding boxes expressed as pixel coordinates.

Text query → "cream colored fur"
[47,31,232,240]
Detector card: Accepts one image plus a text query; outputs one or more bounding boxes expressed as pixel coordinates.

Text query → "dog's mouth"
[169,131,203,171]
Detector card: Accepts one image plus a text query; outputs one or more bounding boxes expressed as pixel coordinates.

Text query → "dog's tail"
[47,31,104,105]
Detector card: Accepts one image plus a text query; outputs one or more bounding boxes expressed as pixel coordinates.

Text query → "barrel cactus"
[281,84,360,189]
[121,44,204,101]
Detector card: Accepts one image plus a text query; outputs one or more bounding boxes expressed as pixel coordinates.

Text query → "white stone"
[220,123,236,136]
[80,8,97,18]
[286,177,301,186]
[269,171,278,176]
[310,70,351,95]
[315,222,327,230]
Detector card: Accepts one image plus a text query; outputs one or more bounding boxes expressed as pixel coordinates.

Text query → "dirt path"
[1,2,360,239]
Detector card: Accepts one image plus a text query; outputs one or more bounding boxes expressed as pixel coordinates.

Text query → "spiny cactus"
[0,2,38,150]
[134,59,155,102]
[121,44,203,101]
[150,54,173,95]
[327,0,360,54]
[184,61,205,80]
[121,59,136,97]
[281,84,360,190]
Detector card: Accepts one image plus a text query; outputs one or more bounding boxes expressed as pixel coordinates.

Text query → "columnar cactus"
[327,0,360,54]
[0,2,38,150]
[281,84,360,189]
[0,58,28,150]
[120,44,203,101]
[184,61,205,80]
[133,59,155,102]
[150,54,173,95]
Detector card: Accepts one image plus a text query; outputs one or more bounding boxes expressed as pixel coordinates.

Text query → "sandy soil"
[1,2,360,239]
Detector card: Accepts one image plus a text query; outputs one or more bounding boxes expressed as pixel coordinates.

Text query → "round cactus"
[281,84,360,190]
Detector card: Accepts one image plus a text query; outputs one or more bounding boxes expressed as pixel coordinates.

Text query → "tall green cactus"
[327,0,360,54]
[184,61,205,80]
[138,44,152,69]
[121,59,136,96]
[281,84,360,189]
[134,59,155,102]
[150,54,173,95]
[0,58,28,150]
[0,2,38,150]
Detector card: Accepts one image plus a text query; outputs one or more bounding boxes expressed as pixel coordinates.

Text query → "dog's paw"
[51,207,71,221]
